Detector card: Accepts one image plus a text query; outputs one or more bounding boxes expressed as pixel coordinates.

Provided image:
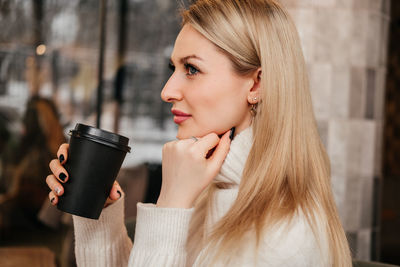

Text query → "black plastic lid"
[69,123,131,153]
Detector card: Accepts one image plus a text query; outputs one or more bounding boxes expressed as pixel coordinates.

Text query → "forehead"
[171,24,220,61]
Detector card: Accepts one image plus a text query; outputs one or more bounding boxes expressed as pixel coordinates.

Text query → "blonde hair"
[182,0,352,266]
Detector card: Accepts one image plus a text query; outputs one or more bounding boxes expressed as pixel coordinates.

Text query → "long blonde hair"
[182,0,352,266]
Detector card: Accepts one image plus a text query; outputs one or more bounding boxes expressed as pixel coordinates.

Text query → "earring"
[250,103,258,116]
[250,104,257,116]
[249,97,258,103]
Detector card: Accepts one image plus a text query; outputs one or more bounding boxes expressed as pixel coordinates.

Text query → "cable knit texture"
[73,127,331,266]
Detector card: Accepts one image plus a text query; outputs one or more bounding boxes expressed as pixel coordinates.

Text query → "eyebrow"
[170,55,204,64]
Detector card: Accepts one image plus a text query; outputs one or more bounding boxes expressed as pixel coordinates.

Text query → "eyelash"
[168,62,200,77]
[184,63,199,76]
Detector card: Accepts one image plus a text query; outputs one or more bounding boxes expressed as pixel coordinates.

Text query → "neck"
[232,114,252,139]
[214,126,253,185]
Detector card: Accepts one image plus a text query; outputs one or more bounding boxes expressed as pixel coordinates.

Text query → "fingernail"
[117,190,122,198]
[50,197,55,204]
[229,127,236,141]
[59,172,67,182]
[59,154,64,163]
[55,187,61,195]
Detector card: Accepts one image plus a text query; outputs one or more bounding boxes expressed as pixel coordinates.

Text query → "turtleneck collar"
[214,126,253,185]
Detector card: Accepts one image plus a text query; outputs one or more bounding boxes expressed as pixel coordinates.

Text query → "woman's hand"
[157,130,231,209]
[46,143,123,207]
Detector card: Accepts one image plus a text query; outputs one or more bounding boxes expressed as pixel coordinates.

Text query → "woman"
[46,0,352,266]
[1,96,65,228]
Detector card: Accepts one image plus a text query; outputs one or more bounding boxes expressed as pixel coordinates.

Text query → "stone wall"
[281,0,391,260]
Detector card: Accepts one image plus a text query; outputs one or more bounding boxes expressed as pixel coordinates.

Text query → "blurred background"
[0,0,398,266]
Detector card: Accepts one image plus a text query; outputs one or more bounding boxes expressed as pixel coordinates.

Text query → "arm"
[74,200,194,267]
[128,203,194,266]
[46,143,131,266]
[126,131,229,266]
[0,156,27,205]
[73,196,133,267]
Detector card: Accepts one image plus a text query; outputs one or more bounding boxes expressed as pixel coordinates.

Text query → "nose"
[161,74,183,103]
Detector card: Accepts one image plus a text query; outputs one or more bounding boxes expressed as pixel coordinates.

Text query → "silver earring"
[253,97,257,101]
[250,103,257,116]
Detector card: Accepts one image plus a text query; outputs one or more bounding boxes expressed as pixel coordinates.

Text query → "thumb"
[104,182,123,207]
[208,130,231,173]
[109,182,123,200]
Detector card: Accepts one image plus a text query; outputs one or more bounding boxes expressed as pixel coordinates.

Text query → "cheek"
[188,85,248,133]
[188,90,220,121]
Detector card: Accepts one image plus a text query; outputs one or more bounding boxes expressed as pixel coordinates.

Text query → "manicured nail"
[59,172,67,182]
[50,197,55,204]
[59,154,64,163]
[229,127,236,140]
[55,187,61,195]
[117,190,122,198]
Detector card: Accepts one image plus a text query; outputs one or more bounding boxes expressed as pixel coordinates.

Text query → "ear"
[247,68,261,105]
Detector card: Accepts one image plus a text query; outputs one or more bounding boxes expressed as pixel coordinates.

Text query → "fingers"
[48,143,69,206]
[49,191,58,205]
[46,174,64,196]
[193,132,220,156]
[47,177,123,207]
[104,181,123,207]
[49,158,69,183]
[208,130,231,172]
[109,181,123,200]
[57,143,69,164]
[46,174,64,206]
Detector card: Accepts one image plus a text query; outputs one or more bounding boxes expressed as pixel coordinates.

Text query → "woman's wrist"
[156,194,194,209]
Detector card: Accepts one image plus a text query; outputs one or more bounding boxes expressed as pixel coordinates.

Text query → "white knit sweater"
[73,127,331,266]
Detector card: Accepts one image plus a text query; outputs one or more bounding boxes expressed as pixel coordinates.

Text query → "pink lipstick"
[171,109,191,124]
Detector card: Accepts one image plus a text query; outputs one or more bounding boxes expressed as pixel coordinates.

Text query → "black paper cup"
[57,123,131,219]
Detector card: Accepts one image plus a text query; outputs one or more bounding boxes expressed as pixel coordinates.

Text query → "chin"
[176,125,225,140]
[176,133,185,140]
[175,127,186,140]
[176,129,191,140]
[176,125,204,140]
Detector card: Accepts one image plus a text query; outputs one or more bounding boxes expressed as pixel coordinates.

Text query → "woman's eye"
[184,63,199,76]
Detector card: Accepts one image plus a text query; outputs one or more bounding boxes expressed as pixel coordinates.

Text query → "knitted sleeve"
[73,199,194,267]
[72,196,133,267]
[128,203,194,267]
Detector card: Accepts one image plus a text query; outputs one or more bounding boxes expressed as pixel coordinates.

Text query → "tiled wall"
[280,0,391,260]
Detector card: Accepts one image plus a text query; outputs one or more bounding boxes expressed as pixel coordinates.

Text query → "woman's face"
[161,24,255,139]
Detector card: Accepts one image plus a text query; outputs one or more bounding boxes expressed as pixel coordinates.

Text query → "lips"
[171,109,191,124]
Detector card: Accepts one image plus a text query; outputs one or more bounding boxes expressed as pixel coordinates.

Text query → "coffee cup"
[57,123,131,219]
